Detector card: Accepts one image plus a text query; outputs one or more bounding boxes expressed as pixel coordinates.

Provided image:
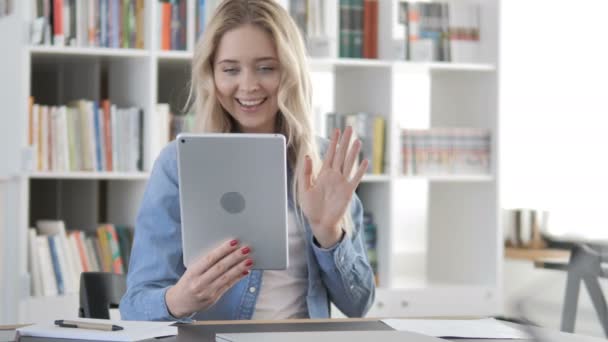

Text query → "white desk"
[4,318,605,342]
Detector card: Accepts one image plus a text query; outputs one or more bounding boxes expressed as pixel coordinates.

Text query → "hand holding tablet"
[165,238,253,318]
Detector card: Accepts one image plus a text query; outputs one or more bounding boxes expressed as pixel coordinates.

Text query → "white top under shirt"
[251,210,309,319]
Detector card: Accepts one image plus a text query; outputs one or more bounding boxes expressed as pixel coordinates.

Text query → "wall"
[500,0,608,338]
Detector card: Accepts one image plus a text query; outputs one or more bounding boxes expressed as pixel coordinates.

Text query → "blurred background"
[0,0,607,338]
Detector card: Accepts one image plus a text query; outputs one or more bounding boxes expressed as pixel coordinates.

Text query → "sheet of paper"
[381,318,530,339]
[17,318,177,342]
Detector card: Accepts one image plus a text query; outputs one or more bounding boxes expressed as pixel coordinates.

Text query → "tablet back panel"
[177,133,288,270]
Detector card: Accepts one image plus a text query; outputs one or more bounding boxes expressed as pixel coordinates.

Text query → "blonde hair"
[189,0,353,234]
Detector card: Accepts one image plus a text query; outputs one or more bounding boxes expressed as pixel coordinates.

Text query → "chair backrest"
[78,272,127,319]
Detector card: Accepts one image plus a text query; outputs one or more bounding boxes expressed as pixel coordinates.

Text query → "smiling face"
[213,24,281,134]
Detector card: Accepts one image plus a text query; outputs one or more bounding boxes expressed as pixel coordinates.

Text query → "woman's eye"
[258,66,275,72]
[223,68,239,74]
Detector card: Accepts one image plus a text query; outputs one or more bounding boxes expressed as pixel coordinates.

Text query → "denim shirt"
[119,139,375,321]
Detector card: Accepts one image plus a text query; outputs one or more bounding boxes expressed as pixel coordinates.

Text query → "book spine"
[197,0,205,39]
[339,0,349,58]
[135,0,145,48]
[36,236,58,296]
[105,225,125,274]
[351,0,363,58]
[53,0,65,46]
[93,101,103,171]
[47,236,65,295]
[161,2,172,50]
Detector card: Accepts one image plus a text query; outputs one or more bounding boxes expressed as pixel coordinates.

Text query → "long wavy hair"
[189,0,353,234]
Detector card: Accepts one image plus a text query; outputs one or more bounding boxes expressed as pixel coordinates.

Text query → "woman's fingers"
[188,238,240,276]
[332,126,353,172]
[198,245,251,285]
[342,138,361,178]
[299,155,314,192]
[210,258,254,297]
[322,128,340,170]
[349,159,369,188]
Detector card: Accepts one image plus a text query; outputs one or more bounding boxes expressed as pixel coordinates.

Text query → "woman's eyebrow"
[217,57,278,64]
[216,59,239,65]
[255,57,278,62]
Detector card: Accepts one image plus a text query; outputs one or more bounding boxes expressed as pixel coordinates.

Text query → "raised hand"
[165,239,253,318]
[298,126,368,248]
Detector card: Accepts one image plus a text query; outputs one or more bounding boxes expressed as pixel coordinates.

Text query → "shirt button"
[340,256,345,263]
[249,287,256,293]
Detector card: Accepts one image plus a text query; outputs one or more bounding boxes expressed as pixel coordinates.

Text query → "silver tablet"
[176,133,288,270]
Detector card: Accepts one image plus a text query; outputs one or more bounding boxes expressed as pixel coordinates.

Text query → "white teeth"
[238,98,264,106]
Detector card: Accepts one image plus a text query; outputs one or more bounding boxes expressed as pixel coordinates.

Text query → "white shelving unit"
[0,0,501,323]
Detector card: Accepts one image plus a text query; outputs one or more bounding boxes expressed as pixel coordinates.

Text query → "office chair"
[78,272,127,319]
[560,244,608,337]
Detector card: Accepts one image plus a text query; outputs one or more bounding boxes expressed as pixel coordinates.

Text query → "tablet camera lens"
[181,139,185,143]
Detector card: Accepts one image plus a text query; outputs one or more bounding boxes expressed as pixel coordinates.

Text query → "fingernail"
[242,270,250,276]
[230,239,238,246]
[241,247,250,255]
[245,259,253,267]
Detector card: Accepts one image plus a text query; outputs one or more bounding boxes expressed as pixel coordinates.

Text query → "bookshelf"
[0,0,501,323]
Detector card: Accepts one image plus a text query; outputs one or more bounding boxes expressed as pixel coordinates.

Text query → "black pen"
[54,320,124,331]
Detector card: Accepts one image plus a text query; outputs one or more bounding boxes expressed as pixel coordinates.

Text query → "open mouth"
[236,97,267,108]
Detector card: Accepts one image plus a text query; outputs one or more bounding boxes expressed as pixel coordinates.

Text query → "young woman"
[120,0,375,321]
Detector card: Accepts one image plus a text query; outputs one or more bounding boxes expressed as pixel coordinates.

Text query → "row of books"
[289,0,332,57]
[363,211,378,285]
[28,220,134,297]
[339,0,378,59]
[158,0,186,51]
[325,112,386,175]
[150,104,194,167]
[398,1,481,62]
[400,128,491,175]
[159,0,221,49]
[30,0,145,49]
[28,98,144,172]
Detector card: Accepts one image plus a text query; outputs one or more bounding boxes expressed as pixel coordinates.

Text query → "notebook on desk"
[16,318,176,342]
[216,330,445,342]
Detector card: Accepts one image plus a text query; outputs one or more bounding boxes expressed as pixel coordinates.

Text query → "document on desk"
[381,318,530,339]
[16,318,177,342]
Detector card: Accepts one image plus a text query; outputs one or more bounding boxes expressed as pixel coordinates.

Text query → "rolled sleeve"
[119,142,188,321]
[312,231,357,276]
[311,194,376,317]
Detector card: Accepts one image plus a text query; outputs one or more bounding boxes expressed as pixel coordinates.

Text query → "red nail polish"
[245,259,253,267]
[242,270,249,276]
[230,239,238,246]
[241,247,250,255]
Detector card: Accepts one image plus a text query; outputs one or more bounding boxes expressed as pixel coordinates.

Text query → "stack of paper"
[17,318,177,342]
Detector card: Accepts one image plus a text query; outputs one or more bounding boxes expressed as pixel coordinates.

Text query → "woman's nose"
[240,71,260,92]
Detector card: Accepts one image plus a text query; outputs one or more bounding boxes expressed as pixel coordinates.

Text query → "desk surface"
[5,319,606,342]
[505,247,570,262]
[174,318,605,342]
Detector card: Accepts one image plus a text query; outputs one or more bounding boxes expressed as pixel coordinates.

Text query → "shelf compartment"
[27,172,149,180]
[157,50,193,61]
[361,174,390,183]
[399,174,494,182]
[29,46,149,59]
[22,293,79,323]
